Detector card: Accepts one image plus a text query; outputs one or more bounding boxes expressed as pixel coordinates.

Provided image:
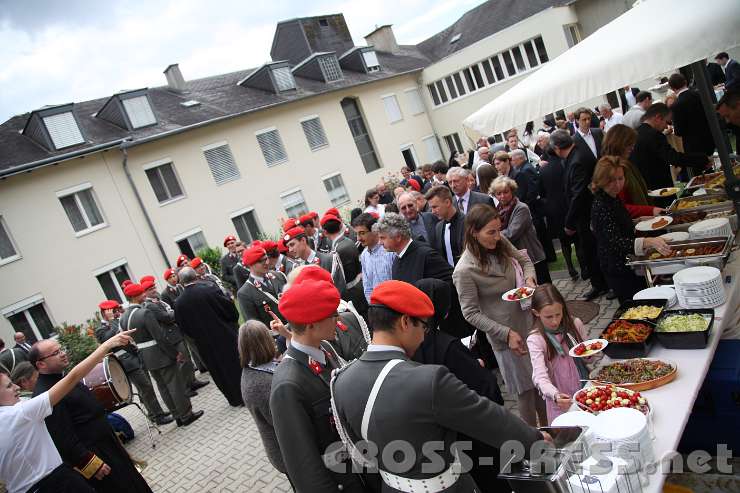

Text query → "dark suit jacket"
[456,190,494,214]
[433,211,465,266]
[333,236,369,314]
[409,211,439,244]
[512,162,540,209]
[725,59,740,91]
[573,128,603,170]
[707,63,726,86]
[236,271,287,327]
[671,89,715,155]
[160,284,184,310]
[563,145,596,231]
[219,253,239,288]
[538,155,568,233]
[630,123,709,190]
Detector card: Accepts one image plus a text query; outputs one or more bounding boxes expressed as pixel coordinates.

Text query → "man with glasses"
[284,226,347,296]
[30,337,155,492]
[397,191,437,244]
[237,244,288,329]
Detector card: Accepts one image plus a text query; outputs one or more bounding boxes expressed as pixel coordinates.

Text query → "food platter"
[648,187,679,198]
[501,286,535,301]
[590,358,677,391]
[569,338,608,358]
[627,236,733,266]
[574,385,650,415]
[668,194,731,213]
[635,216,673,231]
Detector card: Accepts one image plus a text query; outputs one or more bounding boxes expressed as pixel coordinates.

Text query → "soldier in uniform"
[161,268,208,373]
[140,280,209,395]
[299,212,322,250]
[284,226,347,295]
[190,257,230,296]
[271,239,296,275]
[232,241,250,290]
[175,254,191,270]
[270,275,368,492]
[120,284,204,427]
[237,245,287,325]
[331,281,550,492]
[219,235,240,292]
[94,300,172,425]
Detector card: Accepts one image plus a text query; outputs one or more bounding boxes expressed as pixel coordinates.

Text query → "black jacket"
[433,211,465,266]
[725,58,740,92]
[563,145,596,231]
[538,155,568,234]
[219,253,239,289]
[512,162,540,211]
[573,128,603,171]
[671,89,716,155]
[591,190,639,277]
[455,190,495,214]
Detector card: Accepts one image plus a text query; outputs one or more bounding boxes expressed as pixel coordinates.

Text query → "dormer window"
[272,67,296,92]
[338,46,381,74]
[121,94,157,128]
[362,50,380,72]
[238,62,296,94]
[293,52,343,83]
[318,55,343,81]
[22,104,85,151]
[97,89,158,130]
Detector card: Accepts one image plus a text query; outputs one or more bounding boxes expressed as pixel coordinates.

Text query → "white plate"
[648,187,679,198]
[673,266,722,285]
[569,338,609,358]
[635,216,673,231]
[633,286,677,306]
[552,411,598,428]
[501,286,535,302]
[659,231,690,242]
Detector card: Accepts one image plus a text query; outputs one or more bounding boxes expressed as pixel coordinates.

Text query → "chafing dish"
[666,205,737,232]
[627,236,733,267]
[685,163,740,190]
[667,193,731,214]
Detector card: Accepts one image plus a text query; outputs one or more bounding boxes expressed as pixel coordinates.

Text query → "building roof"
[416,0,567,61]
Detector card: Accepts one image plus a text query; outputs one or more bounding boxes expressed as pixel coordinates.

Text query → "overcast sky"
[0,0,486,122]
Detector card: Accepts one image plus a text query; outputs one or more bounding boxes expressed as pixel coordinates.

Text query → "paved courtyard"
[117,276,621,492]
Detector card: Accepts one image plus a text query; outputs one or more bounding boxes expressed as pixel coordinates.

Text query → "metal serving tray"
[685,164,740,190]
[626,235,733,267]
[668,194,732,214]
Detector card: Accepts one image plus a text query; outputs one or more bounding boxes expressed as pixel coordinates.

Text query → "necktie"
[457,197,465,213]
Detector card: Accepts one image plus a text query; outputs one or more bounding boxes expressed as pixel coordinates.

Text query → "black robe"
[32,373,152,493]
[175,282,244,406]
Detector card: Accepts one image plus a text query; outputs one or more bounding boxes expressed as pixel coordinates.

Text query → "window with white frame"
[94,260,132,303]
[400,144,418,170]
[256,128,288,166]
[301,117,329,151]
[57,184,105,234]
[231,208,262,243]
[3,295,54,343]
[280,190,308,218]
[203,142,240,185]
[422,135,443,162]
[363,50,380,72]
[122,95,157,128]
[42,112,85,149]
[323,174,350,206]
[382,94,403,124]
[443,133,464,154]
[404,88,425,115]
[144,160,184,203]
[564,24,581,48]
[175,229,208,258]
[0,215,20,264]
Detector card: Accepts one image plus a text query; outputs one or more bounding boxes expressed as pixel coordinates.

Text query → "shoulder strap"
[361,359,403,440]
[121,307,142,331]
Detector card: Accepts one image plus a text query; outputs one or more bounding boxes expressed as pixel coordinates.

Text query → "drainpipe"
[120,143,170,266]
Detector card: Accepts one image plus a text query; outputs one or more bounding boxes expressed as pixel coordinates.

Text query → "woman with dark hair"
[453,204,547,426]
[363,188,385,217]
[522,121,535,149]
[601,124,662,218]
[477,164,498,203]
[591,156,671,303]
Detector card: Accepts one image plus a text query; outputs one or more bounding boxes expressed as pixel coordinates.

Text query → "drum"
[83,355,132,411]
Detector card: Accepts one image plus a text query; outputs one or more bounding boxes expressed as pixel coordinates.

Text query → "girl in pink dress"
[526,284,589,424]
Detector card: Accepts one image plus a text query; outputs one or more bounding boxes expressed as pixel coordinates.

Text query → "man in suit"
[299,212,322,250]
[330,280,548,492]
[320,213,368,317]
[231,241,250,290]
[397,191,437,243]
[446,166,494,215]
[284,226,347,295]
[219,235,239,292]
[120,283,203,426]
[716,52,740,91]
[160,268,208,373]
[237,244,288,328]
[573,107,603,169]
[13,332,32,355]
[426,185,465,267]
[551,130,609,301]
[269,276,368,492]
[668,72,716,155]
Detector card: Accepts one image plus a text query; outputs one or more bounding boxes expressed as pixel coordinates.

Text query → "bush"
[56,322,99,369]
[196,246,223,277]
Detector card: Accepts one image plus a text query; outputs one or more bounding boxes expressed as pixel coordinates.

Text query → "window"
[444,76,458,99]
[382,95,403,123]
[481,59,495,84]
[435,80,448,103]
[42,112,84,149]
[341,98,380,173]
[144,161,184,204]
[564,25,581,48]
[0,215,20,264]
[523,40,538,68]
[203,143,240,185]
[122,95,157,128]
[300,117,329,151]
[463,69,476,93]
[471,65,485,89]
[175,229,207,258]
[501,51,516,76]
[404,88,425,115]
[323,174,350,206]
[3,295,54,343]
[400,144,418,170]
[281,190,308,218]
[422,136,443,162]
[272,67,296,91]
[443,133,464,154]
[491,56,505,81]
[318,56,343,82]
[362,50,380,72]
[453,73,466,96]
[57,185,105,234]
[511,46,526,72]
[534,36,549,62]
[256,128,288,166]
[231,208,262,243]
[94,260,131,303]
[427,84,441,106]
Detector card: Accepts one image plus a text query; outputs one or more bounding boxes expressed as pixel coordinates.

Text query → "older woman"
[491,176,551,284]
[363,188,385,217]
[601,124,663,218]
[591,157,671,303]
[453,204,547,426]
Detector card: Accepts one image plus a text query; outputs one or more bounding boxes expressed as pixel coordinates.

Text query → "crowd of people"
[1,59,738,492]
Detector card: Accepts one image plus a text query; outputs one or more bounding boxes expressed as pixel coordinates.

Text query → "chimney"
[164,63,187,93]
[364,25,399,54]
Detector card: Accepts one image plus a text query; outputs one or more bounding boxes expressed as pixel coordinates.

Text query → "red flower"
[308,357,323,375]
[337,320,348,332]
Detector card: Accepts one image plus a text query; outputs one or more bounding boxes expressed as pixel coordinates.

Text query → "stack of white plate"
[688,217,732,239]
[673,266,726,308]
[590,408,655,469]
[633,286,678,307]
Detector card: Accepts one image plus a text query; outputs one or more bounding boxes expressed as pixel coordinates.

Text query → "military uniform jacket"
[120,304,177,371]
[236,271,288,327]
[329,301,371,362]
[276,254,296,275]
[220,252,240,288]
[94,319,142,373]
[160,284,184,311]
[301,250,347,296]
[332,350,543,491]
[270,344,365,492]
[143,297,184,346]
[233,262,250,290]
[333,236,369,314]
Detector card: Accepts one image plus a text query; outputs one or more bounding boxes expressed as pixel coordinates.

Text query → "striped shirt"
[360,243,395,302]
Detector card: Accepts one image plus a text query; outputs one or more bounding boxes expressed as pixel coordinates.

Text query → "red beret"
[283,218,299,232]
[261,240,278,252]
[277,238,288,253]
[190,257,203,268]
[283,226,305,244]
[299,213,313,225]
[308,211,319,219]
[325,208,340,218]
[139,275,155,285]
[121,279,133,289]
[141,279,156,291]
[99,300,119,310]
[124,283,145,298]
[293,265,332,285]
[251,240,263,248]
[163,268,176,280]
[279,280,340,324]
[242,245,267,266]
[320,214,342,227]
[370,280,434,318]
[407,179,421,191]
[223,235,237,247]
[176,254,190,267]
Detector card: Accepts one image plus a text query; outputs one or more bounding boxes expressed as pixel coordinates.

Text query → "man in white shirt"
[623,91,653,129]
[599,103,623,132]
[446,167,494,215]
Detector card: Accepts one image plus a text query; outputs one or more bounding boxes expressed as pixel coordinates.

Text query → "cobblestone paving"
[116,277,619,492]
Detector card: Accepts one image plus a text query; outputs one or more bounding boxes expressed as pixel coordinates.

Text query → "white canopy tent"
[462,0,740,137]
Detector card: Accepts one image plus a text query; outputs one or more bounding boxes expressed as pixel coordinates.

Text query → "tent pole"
[690,60,740,217]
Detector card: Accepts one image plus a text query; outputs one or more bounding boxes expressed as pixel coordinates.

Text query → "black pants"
[28,464,95,493]
[576,224,607,291]
[534,260,552,285]
[605,273,647,304]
